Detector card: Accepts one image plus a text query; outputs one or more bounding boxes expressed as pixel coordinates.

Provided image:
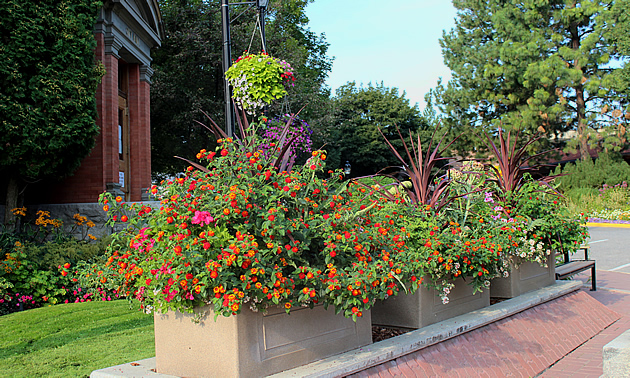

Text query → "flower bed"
[85,118,424,321]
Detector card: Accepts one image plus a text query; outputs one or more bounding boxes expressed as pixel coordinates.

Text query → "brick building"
[28,0,163,205]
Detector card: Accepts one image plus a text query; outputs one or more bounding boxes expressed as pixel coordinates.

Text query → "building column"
[128,64,153,201]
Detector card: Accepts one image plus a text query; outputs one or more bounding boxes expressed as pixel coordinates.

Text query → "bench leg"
[591,266,596,291]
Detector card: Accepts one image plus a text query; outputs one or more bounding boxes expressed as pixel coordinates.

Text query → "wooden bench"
[555,245,596,291]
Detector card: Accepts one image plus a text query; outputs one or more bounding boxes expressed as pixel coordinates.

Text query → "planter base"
[153,304,371,378]
[371,276,490,329]
[490,254,555,298]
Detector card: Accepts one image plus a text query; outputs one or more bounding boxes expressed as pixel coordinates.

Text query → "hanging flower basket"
[225,52,295,114]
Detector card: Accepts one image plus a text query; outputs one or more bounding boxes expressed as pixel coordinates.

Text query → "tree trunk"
[3,174,19,232]
[570,16,589,161]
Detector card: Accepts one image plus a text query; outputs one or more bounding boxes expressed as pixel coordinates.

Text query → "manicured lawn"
[0,301,154,377]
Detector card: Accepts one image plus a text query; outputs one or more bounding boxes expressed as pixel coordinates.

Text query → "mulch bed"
[371,326,411,342]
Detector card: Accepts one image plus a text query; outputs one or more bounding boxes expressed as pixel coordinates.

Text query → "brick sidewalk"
[540,271,630,377]
[347,271,630,378]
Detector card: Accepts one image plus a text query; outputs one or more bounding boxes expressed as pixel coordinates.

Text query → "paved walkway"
[540,270,630,377]
[343,271,630,378]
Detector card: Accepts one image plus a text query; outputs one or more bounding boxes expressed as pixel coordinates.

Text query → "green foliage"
[562,182,630,220]
[430,0,630,160]
[1,244,67,308]
[329,82,431,177]
[0,0,104,186]
[0,210,111,313]
[0,301,154,377]
[554,152,630,191]
[507,181,589,256]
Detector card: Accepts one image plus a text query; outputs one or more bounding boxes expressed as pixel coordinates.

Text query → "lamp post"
[257,0,268,52]
[220,0,269,137]
[220,0,234,137]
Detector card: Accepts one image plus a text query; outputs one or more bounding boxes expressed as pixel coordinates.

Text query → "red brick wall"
[28,32,151,204]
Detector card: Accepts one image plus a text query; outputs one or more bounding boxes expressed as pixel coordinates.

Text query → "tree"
[150,0,333,179]
[329,82,430,177]
[603,0,630,100]
[428,0,630,160]
[0,0,104,227]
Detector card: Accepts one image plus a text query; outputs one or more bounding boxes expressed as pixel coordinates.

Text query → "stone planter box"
[153,304,372,378]
[371,276,490,329]
[490,253,555,299]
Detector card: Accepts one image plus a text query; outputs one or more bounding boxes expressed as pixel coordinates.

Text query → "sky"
[304,0,458,111]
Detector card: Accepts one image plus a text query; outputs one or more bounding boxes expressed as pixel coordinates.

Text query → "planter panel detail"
[490,253,556,298]
[154,304,372,377]
[371,276,490,329]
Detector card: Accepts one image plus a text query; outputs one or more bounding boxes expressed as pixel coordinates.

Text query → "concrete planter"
[490,253,555,298]
[371,276,490,329]
[153,304,372,378]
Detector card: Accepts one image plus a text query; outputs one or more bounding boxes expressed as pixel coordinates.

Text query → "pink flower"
[191,211,214,226]
[165,289,178,302]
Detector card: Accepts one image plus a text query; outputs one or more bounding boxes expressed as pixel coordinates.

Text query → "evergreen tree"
[0,0,104,226]
[428,0,630,160]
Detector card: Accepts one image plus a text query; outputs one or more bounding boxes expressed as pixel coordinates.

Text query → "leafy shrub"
[561,181,630,219]
[0,210,111,315]
[554,152,630,191]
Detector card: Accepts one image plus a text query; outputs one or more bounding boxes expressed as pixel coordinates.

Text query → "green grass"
[0,301,154,377]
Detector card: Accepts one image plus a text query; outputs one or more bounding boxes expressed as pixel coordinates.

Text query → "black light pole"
[258,0,268,52]
[221,0,269,137]
[221,0,234,137]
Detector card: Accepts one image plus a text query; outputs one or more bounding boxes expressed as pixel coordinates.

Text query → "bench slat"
[555,261,595,277]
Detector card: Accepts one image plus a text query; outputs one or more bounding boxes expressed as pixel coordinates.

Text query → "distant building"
[28,0,163,205]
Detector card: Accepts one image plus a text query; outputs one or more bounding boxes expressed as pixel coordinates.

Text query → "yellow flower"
[11,207,26,217]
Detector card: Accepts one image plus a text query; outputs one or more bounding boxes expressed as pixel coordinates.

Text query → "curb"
[587,222,630,228]
[91,280,581,378]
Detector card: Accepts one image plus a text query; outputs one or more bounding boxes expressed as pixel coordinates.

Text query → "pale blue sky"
[304,0,457,111]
